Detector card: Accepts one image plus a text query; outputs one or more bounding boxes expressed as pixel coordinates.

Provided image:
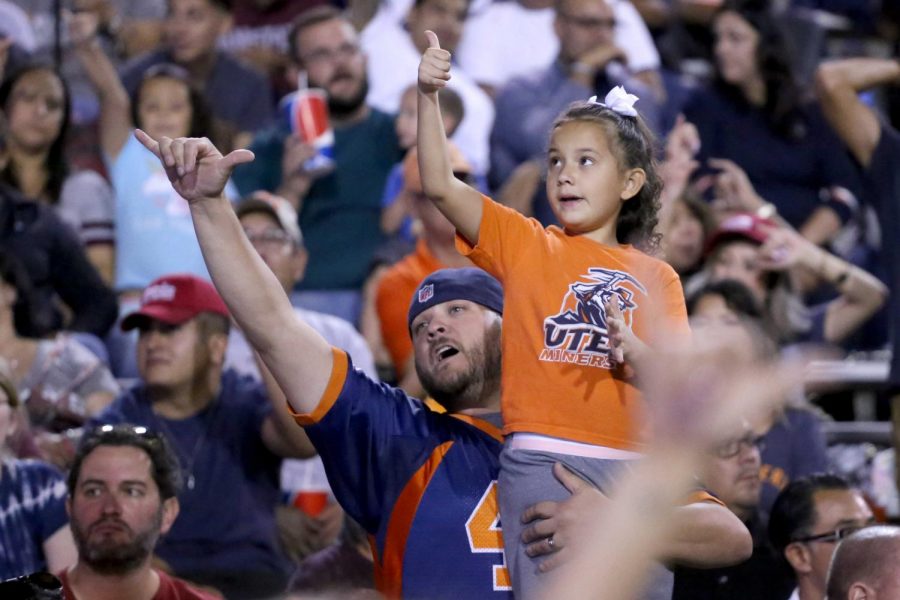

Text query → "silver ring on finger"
[547,536,555,549]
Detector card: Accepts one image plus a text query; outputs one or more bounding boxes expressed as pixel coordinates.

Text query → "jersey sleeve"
[297,350,453,534]
[454,195,546,281]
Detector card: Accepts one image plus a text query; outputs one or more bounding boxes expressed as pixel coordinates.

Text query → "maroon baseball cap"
[121,274,229,331]
[704,213,775,256]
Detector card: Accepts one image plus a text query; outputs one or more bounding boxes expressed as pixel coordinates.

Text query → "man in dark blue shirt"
[232,7,403,323]
[91,273,313,600]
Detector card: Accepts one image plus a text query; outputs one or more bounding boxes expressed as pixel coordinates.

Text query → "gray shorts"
[498,439,673,599]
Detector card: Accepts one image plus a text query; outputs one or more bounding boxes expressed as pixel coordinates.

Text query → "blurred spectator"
[672,423,796,599]
[226,194,377,380]
[71,13,238,295]
[688,279,830,513]
[359,0,495,174]
[218,0,329,99]
[11,1,166,63]
[120,0,274,151]
[682,0,862,246]
[816,57,900,500]
[90,274,314,600]
[226,194,372,562]
[657,115,713,279]
[0,117,117,338]
[489,0,661,194]
[233,6,404,325]
[356,85,469,376]
[287,517,375,595]
[0,252,118,466]
[0,360,77,581]
[692,212,887,347]
[380,83,466,244]
[0,63,115,283]
[68,0,166,59]
[374,145,474,393]
[826,526,900,599]
[456,0,664,99]
[659,193,713,279]
[9,0,167,125]
[3,1,165,182]
[58,424,222,599]
[768,474,875,600]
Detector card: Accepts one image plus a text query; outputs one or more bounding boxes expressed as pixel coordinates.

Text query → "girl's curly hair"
[551,100,662,252]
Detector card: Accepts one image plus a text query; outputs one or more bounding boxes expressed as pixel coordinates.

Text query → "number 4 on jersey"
[465,481,511,591]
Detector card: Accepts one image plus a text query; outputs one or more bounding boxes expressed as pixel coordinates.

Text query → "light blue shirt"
[109,134,237,291]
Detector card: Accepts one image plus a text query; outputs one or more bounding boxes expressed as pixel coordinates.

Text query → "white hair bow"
[588,86,639,117]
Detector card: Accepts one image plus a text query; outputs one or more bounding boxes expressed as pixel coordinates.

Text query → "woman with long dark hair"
[0,62,115,283]
[683,0,861,246]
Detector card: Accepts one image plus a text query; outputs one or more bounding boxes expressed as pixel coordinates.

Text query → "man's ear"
[848,582,873,600]
[160,497,180,536]
[784,542,812,575]
[620,168,647,201]
[207,333,228,367]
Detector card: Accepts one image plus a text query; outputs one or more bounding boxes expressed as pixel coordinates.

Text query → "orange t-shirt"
[456,196,690,449]
[376,239,446,376]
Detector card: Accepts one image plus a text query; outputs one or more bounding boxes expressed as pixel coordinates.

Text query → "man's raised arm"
[134,130,333,415]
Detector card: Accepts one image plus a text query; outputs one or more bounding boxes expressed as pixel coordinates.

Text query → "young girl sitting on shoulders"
[417,31,690,597]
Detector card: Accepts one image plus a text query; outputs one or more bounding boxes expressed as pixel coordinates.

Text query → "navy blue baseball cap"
[408,268,504,330]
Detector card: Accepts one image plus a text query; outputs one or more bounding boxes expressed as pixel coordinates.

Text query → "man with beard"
[59,424,218,599]
[232,6,404,325]
[89,274,314,599]
[134,129,757,599]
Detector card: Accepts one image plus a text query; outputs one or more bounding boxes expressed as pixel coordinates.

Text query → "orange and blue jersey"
[292,349,511,599]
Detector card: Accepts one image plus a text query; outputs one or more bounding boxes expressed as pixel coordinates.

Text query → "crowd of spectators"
[1,0,899,598]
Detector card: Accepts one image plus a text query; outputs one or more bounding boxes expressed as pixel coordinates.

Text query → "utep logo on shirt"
[540,267,646,369]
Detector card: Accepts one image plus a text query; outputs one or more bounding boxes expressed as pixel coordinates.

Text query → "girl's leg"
[498,443,585,599]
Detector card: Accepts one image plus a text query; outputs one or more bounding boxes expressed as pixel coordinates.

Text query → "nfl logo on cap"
[418,284,434,304]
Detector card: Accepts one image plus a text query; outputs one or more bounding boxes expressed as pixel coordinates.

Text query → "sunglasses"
[83,423,163,445]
